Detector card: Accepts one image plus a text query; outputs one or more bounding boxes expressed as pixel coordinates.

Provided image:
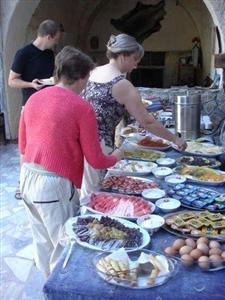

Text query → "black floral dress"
[82,75,126,148]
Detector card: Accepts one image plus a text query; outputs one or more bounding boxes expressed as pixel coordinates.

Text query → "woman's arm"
[112,79,187,150]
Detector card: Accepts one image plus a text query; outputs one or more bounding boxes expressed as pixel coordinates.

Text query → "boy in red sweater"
[19,46,122,277]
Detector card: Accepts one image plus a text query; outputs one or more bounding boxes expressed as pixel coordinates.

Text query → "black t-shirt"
[11,43,55,104]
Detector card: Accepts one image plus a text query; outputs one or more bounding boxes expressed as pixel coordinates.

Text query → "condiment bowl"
[152,167,173,179]
[155,198,181,213]
[137,214,165,233]
[156,158,176,167]
[142,188,166,202]
[165,174,186,186]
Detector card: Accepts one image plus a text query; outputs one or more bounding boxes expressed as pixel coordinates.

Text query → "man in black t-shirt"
[8,20,63,105]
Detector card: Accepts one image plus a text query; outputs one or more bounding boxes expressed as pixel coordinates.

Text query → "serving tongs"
[62,240,76,269]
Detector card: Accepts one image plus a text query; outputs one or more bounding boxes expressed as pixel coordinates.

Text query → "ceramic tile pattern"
[0,143,45,300]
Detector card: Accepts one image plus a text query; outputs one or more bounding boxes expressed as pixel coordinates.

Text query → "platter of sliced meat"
[99,175,159,195]
[81,192,155,220]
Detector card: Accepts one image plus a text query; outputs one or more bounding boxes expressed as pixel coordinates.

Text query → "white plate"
[174,142,224,157]
[81,192,155,220]
[38,78,55,86]
[108,160,157,176]
[64,214,150,252]
[127,135,171,151]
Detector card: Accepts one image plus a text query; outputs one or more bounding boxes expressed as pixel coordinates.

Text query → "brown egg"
[190,248,202,260]
[181,254,194,267]
[221,251,225,259]
[179,245,193,256]
[209,248,223,256]
[197,237,209,244]
[185,238,196,249]
[209,254,223,268]
[198,256,210,270]
[197,243,209,255]
[209,241,221,249]
[173,239,186,250]
[164,246,177,256]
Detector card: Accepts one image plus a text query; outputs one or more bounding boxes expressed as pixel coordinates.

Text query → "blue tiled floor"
[0,143,45,300]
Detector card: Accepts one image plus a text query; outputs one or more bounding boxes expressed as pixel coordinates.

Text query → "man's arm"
[8,70,43,90]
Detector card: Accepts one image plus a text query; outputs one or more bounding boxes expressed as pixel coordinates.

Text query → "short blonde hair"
[106,34,144,60]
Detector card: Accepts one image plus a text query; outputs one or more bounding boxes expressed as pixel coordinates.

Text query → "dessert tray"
[81,192,155,220]
[108,160,157,176]
[167,183,225,212]
[93,248,178,289]
[99,175,158,195]
[65,215,150,252]
[163,210,225,241]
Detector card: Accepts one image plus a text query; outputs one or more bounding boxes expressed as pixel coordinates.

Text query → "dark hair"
[37,20,63,38]
[55,46,95,84]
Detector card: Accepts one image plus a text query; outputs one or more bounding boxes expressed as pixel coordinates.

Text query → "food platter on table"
[167,183,225,212]
[107,159,157,176]
[176,156,221,169]
[127,135,171,151]
[80,192,155,220]
[93,248,179,289]
[120,126,146,138]
[64,214,150,252]
[124,148,166,162]
[163,210,225,241]
[99,175,159,195]
[174,141,224,157]
[174,165,225,186]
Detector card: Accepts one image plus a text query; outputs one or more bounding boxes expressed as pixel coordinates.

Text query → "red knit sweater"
[19,86,117,187]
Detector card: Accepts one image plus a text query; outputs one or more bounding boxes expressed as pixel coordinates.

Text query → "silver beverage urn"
[174,92,201,140]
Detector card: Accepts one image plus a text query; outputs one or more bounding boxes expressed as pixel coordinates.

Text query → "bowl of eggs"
[164,237,225,271]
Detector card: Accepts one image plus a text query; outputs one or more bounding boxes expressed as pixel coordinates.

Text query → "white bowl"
[155,198,181,213]
[165,174,186,185]
[137,214,165,233]
[152,167,173,179]
[142,188,166,202]
[156,158,175,167]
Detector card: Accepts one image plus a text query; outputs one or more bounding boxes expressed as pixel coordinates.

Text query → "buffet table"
[43,149,225,300]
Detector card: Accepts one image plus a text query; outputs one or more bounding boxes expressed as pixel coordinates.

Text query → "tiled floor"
[0,143,45,300]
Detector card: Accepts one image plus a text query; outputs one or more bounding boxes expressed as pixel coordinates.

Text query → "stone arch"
[3,0,40,139]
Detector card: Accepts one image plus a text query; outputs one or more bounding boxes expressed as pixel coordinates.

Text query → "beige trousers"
[80,140,112,198]
[20,163,80,274]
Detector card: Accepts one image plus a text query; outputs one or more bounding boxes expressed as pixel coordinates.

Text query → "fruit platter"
[93,248,178,289]
[167,183,225,212]
[124,149,166,162]
[176,156,221,169]
[175,165,225,186]
[65,215,150,251]
[99,175,158,195]
[176,141,224,157]
[164,237,225,272]
[127,135,171,151]
[163,210,225,241]
[108,160,157,176]
[82,192,155,220]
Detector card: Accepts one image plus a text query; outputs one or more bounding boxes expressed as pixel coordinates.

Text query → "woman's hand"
[174,136,187,151]
[112,148,124,161]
